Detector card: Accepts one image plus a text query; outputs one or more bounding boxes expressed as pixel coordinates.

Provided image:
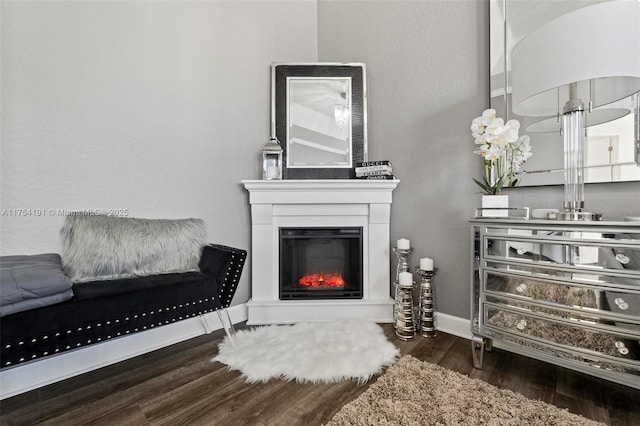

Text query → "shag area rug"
[213,321,399,384]
[327,355,604,426]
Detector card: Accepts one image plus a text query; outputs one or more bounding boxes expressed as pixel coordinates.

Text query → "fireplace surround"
[242,179,399,324]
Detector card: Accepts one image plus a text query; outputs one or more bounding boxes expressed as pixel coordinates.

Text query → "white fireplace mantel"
[242,179,399,325]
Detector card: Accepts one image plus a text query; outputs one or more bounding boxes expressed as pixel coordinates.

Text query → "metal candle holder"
[416,267,437,338]
[392,247,413,322]
[392,247,413,281]
[394,278,416,341]
[392,246,415,340]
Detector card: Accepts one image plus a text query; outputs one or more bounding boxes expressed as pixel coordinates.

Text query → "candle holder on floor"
[416,267,437,338]
[392,247,413,281]
[394,278,416,341]
[392,246,413,322]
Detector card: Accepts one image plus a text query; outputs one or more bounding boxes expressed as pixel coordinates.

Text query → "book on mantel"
[356,174,396,180]
[354,160,395,179]
[356,160,392,168]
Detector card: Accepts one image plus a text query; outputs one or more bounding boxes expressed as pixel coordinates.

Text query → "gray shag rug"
[327,355,604,426]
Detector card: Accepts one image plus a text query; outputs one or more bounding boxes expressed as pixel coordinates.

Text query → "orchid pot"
[481,194,509,217]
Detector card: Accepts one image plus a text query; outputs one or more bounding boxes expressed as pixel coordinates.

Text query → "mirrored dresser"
[471,218,640,389]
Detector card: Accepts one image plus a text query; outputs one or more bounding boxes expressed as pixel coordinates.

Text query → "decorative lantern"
[262,137,283,180]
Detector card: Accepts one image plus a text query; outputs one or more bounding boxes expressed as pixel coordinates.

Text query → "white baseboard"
[435,312,472,340]
[0,304,248,400]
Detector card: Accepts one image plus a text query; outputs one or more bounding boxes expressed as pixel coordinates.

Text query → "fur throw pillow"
[61,215,207,283]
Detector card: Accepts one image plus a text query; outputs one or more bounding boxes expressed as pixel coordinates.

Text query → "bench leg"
[216,308,236,342]
[200,314,212,334]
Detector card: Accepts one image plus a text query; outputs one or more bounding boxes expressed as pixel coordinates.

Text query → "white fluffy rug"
[212,321,399,384]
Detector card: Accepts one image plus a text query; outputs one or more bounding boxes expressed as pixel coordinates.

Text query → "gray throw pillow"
[61,215,207,283]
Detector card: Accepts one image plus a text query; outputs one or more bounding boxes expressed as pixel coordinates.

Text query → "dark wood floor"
[1,323,639,425]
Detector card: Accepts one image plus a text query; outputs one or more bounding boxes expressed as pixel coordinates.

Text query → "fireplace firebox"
[279,227,363,300]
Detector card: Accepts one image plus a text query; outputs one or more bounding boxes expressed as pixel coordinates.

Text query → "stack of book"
[354,161,394,179]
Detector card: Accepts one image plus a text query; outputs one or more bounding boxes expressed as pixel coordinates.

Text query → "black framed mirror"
[272,63,367,179]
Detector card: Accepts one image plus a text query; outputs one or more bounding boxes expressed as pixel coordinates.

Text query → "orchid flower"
[471,109,533,194]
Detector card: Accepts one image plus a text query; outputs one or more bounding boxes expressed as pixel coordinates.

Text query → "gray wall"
[318,0,640,319]
[0,0,318,306]
[319,0,489,319]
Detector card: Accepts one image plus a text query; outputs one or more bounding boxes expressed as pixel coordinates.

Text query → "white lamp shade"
[512,0,640,117]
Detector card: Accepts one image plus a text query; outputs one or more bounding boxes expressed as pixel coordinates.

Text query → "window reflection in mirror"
[287,78,352,168]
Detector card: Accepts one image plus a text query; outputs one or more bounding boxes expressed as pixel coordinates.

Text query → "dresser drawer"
[484,227,640,247]
[485,270,600,309]
[484,304,640,366]
[483,231,640,273]
[486,261,640,290]
[484,270,640,334]
[485,293,640,336]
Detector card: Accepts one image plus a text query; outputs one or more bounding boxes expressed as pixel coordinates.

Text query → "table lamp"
[511,0,640,220]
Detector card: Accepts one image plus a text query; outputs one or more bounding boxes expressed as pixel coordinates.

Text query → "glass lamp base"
[548,211,602,221]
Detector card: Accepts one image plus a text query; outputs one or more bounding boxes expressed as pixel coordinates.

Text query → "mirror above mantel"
[490,0,640,187]
[272,63,367,179]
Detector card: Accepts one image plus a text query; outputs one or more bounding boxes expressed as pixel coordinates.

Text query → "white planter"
[481,195,509,217]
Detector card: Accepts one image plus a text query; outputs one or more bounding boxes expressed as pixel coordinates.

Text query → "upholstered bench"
[0,215,246,371]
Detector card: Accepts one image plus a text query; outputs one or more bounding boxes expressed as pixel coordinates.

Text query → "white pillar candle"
[399,271,412,285]
[420,257,434,271]
[397,238,410,250]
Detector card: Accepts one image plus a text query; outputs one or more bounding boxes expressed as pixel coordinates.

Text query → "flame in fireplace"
[298,273,345,288]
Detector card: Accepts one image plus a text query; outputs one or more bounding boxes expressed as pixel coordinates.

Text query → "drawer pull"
[516,283,528,293]
[516,319,527,330]
[615,253,630,265]
[615,341,629,355]
[614,298,629,310]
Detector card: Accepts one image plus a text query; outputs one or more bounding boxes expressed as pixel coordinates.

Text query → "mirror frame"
[272,63,367,179]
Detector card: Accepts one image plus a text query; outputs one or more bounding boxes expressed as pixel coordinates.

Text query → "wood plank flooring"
[1,324,639,425]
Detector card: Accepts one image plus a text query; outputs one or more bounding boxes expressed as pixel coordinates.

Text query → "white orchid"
[482,109,497,121]
[507,135,533,179]
[471,119,486,136]
[471,109,533,194]
[484,119,505,137]
[502,120,521,143]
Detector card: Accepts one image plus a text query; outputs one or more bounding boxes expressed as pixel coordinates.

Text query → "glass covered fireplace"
[279,227,363,300]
